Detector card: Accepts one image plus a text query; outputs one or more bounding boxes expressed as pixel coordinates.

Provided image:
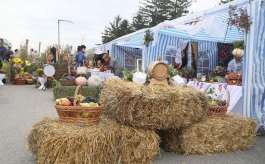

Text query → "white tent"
[96,0,265,130]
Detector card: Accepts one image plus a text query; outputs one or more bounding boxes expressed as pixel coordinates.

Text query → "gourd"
[75,76,87,86]
[87,75,102,87]
[232,48,244,57]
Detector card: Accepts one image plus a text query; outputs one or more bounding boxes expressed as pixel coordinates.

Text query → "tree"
[132,11,149,31]
[168,0,191,19]
[139,0,169,27]
[139,0,192,27]
[219,0,234,5]
[101,15,133,44]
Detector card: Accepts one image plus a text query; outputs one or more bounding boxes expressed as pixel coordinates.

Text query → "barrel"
[148,61,169,80]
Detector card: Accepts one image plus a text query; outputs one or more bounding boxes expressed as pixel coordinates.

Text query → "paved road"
[0,85,264,164]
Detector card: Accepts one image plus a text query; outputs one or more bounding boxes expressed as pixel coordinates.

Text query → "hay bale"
[53,86,101,100]
[28,117,160,164]
[159,113,257,155]
[100,79,208,129]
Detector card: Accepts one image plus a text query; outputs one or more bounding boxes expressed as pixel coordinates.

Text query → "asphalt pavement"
[0,85,264,164]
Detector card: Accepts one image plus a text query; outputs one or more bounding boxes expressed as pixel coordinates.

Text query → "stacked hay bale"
[28,117,159,164]
[100,79,257,155]
[159,114,256,155]
[100,79,209,129]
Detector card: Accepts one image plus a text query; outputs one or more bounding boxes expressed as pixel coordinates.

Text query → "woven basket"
[60,73,75,86]
[204,84,230,118]
[54,85,103,125]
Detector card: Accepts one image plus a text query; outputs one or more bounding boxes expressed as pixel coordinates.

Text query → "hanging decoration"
[143,29,154,47]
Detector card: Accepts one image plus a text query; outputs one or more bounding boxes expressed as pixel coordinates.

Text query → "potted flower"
[211,66,227,83]
[0,59,9,85]
[12,57,31,79]
[180,66,195,83]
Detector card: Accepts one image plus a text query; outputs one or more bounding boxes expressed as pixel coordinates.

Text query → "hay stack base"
[28,117,159,164]
[159,113,257,155]
[100,79,208,129]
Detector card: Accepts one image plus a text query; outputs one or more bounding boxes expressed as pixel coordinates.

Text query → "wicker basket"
[60,73,75,86]
[54,85,103,125]
[204,84,230,118]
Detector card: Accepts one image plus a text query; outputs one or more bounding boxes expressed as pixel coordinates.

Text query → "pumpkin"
[87,75,102,87]
[75,77,87,86]
[232,48,244,57]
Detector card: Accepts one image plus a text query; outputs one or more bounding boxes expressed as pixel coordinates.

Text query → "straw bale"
[159,113,257,155]
[100,79,208,129]
[28,117,159,164]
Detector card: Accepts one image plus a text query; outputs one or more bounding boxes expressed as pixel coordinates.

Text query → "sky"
[0,0,220,53]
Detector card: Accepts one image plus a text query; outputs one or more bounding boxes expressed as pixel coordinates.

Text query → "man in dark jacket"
[75,45,87,69]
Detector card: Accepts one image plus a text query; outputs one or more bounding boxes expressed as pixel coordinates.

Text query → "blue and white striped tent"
[96,0,265,129]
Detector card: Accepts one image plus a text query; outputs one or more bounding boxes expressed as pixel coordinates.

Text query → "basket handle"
[73,85,85,106]
[204,83,230,106]
[61,73,70,79]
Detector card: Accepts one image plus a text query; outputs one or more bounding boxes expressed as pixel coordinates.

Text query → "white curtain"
[175,41,192,67]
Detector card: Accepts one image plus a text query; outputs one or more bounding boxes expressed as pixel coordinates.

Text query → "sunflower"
[25,60,31,66]
[17,60,23,65]
[12,58,20,63]
[37,68,43,71]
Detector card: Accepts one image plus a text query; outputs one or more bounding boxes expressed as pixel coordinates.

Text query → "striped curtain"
[243,0,265,127]
[142,33,218,72]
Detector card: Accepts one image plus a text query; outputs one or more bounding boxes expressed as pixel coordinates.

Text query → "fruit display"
[54,94,101,118]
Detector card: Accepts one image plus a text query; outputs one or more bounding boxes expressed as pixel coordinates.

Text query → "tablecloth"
[187,81,242,115]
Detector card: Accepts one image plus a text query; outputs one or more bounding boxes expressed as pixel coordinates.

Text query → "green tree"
[132,11,149,31]
[139,0,191,27]
[139,0,169,27]
[101,15,133,44]
[168,0,191,19]
[219,0,234,5]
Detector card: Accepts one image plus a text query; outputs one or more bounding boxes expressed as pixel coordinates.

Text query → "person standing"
[227,51,243,73]
[101,53,123,77]
[0,38,8,68]
[6,46,14,60]
[30,48,37,63]
[13,49,20,58]
[75,45,87,69]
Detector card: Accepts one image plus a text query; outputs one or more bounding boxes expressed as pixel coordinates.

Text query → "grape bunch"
[64,76,75,80]
[218,100,226,106]
[66,96,74,106]
[66,96,74,103]
[82,96,99,104]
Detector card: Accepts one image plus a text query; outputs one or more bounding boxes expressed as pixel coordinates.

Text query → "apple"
[82,112,92,118]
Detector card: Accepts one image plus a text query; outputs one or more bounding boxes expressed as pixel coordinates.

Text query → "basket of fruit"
[59,73,75,86]
[205,84,230,118]
[54,85,102,125]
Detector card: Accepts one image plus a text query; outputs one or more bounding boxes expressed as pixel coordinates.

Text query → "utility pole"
[58,19,73,64]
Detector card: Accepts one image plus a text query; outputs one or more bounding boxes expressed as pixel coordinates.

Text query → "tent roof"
[99,0,249,48]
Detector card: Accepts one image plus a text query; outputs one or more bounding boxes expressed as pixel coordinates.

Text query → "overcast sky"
[0,0,220,53]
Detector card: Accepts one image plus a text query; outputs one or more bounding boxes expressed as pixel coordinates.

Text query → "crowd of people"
[74,45,123,77]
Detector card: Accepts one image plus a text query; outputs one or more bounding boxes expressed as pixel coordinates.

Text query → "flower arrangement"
[35,68,45,77]
[12,58,31,74]
[227,5,252,34]
[180,66,195,78]
[0,59,9,73]
[143,29,153,47]
[211,66,227,77]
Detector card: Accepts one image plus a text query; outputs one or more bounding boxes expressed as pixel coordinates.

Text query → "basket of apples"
[54,85,103,125]
[205,84,230,118]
